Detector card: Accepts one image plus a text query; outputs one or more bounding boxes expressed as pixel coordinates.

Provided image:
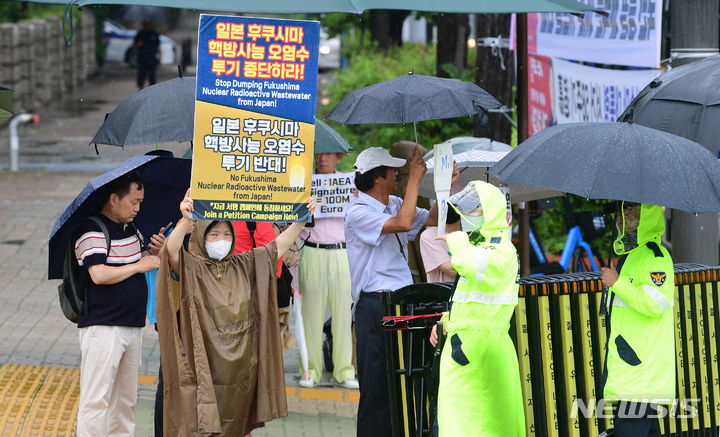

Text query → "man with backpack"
[72,171,162,436]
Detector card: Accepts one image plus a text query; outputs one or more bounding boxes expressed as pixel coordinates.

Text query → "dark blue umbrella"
[48,155,191,279]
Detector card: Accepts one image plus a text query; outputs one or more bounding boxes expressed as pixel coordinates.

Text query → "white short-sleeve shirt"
[345,191,429,313]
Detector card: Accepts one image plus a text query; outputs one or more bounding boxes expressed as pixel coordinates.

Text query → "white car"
[103,20,177,66]
[318,30,341,71]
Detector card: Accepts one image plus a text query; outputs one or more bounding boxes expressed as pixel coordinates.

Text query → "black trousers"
[137,62,157,88]
[612,402,661,437]
[154,360,163,436]
[355,293,392,437]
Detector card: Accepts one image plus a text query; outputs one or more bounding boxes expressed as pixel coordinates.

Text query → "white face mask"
[450,182,484,233]
[205,240,232,260]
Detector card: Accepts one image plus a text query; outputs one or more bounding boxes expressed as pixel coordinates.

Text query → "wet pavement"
[0,11,356,436]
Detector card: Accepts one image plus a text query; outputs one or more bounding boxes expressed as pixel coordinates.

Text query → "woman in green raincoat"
[433,180,525,437]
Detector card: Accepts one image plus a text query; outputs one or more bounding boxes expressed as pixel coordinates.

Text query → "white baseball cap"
[353,147,406,174]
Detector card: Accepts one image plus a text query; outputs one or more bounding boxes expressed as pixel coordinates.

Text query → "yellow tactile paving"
[0,364,79,437]
[0,363,358,436]
[0,364,161,437]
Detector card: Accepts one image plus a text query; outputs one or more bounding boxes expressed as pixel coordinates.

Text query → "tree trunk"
[370,10,409,52]
[473,14,513,145]
[435,13,469,78]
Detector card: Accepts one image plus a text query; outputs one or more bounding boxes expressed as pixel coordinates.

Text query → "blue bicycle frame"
[559,226,598,272]
[528,225,599,273]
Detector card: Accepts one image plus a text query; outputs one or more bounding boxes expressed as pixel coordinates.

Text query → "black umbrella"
[91,76,350,155]
[118,5,168,22]
[91,77,196,148]
[619,55,720,158]
[488,121,720,214]
[49,155,191,279]
[326,72,501,143]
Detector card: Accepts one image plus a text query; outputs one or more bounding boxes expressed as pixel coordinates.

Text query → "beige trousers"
[298,246,355,383]
[77,325,142,437]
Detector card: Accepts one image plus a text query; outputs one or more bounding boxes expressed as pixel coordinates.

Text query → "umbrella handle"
[599,288,608,317]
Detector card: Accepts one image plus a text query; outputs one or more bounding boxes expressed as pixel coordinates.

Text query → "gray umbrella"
[314,118,352,154]
[326,72,501,143]
[619,55,720,158]
[488,121,720,213]
[91,76,350,154]
[91,77,195,147]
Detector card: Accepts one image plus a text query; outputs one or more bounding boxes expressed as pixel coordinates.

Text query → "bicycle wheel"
[570,247,591,273]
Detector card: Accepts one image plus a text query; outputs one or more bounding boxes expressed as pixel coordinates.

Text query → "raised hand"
[407,146,427,184]
[307,197,316,216]
[451,160,460,186]
[180,188,193,220]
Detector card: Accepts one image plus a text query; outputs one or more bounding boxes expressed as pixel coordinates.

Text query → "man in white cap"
[345,146,455,437]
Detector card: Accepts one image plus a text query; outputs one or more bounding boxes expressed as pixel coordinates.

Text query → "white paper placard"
[433,143,453,235]
[310,172,355,218]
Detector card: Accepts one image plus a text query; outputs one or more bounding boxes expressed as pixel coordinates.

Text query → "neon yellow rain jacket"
[437,181,525,437]
[603,203,675,403]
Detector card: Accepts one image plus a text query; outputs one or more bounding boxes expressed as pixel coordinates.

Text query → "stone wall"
[0,10,96,113]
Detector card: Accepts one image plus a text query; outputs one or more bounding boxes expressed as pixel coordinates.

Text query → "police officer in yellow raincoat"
[434,180,525,437]
[600,202,675,437]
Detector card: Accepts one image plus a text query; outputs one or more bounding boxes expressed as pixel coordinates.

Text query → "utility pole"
[670,0,719,265]
[517,13,530,276]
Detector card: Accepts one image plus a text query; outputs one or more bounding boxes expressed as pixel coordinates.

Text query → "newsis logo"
[570,399,699,419]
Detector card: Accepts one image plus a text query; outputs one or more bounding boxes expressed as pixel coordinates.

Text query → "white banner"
[550,57,660,125]
[527,54,660,136]
[310,172,355,218]
[536,1,662,68]
[512,1,663,68]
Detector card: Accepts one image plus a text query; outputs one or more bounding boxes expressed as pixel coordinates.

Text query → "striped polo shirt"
[73,214,148,328]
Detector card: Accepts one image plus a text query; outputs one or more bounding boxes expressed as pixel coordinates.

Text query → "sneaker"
[298,377,315,388]
[339,378,359,390]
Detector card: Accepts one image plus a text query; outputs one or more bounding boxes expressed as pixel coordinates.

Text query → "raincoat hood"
[613,202,664,255]
[450,181,508,243]
[190,220,236,261]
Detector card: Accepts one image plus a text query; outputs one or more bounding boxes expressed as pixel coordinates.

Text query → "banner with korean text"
[528,54,660,136]
[190,14,319,222]
[512,1,662,68]
[311,172,355,219]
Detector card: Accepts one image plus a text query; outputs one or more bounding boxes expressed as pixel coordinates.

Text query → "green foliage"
[321,42,481,165]
[321,12,368,39]
[86,5,112,65]
[0,2,74,23]
[532,195,616,259]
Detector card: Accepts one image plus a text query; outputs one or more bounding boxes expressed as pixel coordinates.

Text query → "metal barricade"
[381,282,453,437]
[382,264,720,437]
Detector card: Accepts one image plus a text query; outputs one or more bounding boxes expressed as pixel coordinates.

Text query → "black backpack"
[58,216,110,323]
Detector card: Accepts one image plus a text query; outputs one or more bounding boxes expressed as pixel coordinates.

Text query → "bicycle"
[525,204,609,275]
